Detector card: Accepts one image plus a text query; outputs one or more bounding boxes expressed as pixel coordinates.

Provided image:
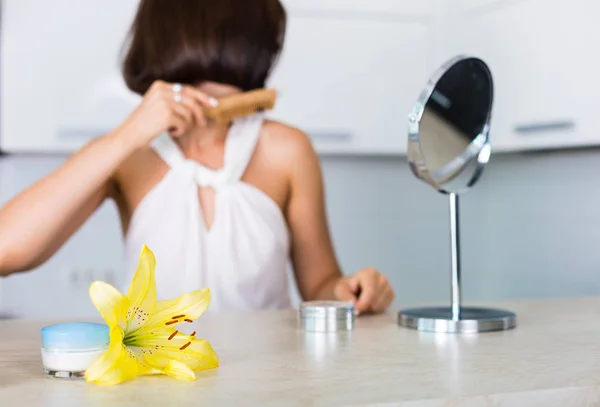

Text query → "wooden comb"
[204,88,277,124]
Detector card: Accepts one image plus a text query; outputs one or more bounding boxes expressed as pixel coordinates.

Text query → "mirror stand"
[397,55,517,334]
[398,192,516,333]
[449,192,461,320]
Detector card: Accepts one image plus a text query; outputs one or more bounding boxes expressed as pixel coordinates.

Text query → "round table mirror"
[398,55,516,334]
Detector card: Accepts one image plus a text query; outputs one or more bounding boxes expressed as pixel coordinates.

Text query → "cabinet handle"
[308,132,352,142]
[514,121,575,134]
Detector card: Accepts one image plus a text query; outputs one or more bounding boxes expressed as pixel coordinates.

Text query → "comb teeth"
[204,88,277,124]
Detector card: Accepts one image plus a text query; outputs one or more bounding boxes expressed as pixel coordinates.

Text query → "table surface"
[2,297,600,407]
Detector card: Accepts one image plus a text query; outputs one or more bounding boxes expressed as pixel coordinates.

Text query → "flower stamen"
[180,342,192,350]
[172,314,185,319]
[168,331,178,340]
[165,320,179,326]
[184,319,193,323]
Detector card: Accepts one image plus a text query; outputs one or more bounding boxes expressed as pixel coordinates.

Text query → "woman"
[0,0,394,314]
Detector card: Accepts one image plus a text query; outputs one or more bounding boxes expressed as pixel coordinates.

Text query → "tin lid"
[299,300,355,319]
[41,322,110,349]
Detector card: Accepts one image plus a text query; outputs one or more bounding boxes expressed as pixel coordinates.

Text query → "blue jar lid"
[41,322,110,349]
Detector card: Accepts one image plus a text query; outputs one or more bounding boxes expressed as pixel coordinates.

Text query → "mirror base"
[398,306,516,334]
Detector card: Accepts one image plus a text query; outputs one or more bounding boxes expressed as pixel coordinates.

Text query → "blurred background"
[1,0,600,319]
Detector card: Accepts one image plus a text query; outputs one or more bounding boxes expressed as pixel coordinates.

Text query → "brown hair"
[122,0,286,95]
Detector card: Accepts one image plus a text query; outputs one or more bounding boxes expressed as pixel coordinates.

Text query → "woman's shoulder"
[257,119,322,193]
[259,119,317,163]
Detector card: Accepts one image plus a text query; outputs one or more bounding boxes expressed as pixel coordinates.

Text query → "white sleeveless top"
[122,113,292,312]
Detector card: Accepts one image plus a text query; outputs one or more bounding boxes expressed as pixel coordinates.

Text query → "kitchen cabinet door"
[268,0,441,155]
[0,0,141,153]
[1,0,442,156]
[451,0,600,152]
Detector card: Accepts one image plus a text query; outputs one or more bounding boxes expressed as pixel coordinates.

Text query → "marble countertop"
[1,297,600,407]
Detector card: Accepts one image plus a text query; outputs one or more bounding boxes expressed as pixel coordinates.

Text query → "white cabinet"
[269,0,440,154]
[0,0,140,153]
[5,0,596,155]
[449,0,600,152]
[0,0,441,155]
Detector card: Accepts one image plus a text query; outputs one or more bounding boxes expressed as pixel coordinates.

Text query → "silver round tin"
[298,301,355,332]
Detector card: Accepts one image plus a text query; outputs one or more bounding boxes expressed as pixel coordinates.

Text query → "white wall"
[2,148,600,319]
[2,0,600,318]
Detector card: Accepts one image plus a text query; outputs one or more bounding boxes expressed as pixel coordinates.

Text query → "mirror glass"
[407,56,493,194]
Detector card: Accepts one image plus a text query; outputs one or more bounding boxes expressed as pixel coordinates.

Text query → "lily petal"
[127,346,164,376]
[139,288,211,333]
[131,330,219,372]
[170,338,218,371]
[85,326,155,385]
[88,348,141,386]
[85,326,129,383]
[89,281,129,329]
[125,245,157,333]
[162,360,196,381]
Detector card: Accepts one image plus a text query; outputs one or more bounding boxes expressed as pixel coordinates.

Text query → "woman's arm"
[284,126,395,314]
[284,128,342,300]
[0,80,214,276]
[0,131,138,276]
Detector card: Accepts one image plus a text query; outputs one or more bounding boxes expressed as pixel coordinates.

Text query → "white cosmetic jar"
[40,322,109,378]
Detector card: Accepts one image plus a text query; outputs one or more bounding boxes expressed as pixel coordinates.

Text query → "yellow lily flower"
[84,245,219,385]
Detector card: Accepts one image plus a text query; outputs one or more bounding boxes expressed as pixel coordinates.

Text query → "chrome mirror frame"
[398,55,517,334]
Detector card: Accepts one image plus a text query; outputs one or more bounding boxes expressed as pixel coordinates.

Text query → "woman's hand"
[333,267,395,315]
[120,80,218,148]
